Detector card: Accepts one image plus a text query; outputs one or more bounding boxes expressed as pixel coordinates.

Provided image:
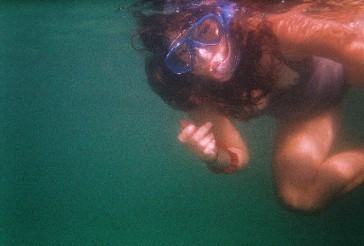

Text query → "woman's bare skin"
[177,4,364,212]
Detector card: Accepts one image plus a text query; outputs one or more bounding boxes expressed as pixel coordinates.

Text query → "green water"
[0,1,363,245]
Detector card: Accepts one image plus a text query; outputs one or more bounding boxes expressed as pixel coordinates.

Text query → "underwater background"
[0,1,363,245]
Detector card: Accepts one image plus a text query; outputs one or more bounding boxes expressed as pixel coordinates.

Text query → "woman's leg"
[273,108,364,212]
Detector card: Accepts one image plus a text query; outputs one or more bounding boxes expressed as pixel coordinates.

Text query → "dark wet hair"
[131,0,302,120]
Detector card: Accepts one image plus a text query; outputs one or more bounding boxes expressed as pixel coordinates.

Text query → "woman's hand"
[178,107,250,173]
[178,120,218,163]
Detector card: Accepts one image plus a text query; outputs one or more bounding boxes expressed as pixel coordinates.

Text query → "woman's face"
[165,13,240,82]
[191,34,239,82]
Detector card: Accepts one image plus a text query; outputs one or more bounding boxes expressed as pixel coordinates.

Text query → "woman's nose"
[196,47,214,61]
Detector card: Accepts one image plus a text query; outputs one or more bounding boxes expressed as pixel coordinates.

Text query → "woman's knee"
[273,137,332,212]
[275,182,324,213]
[273,153,321,212]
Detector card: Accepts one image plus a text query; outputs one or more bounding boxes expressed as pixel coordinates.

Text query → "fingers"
[178,120,218,162]
[178,124,196,142]
[202,138,217,157]
[192,122,213,142]
[179,119,192,128]
[178,121,213,144]
[199,133,214,148]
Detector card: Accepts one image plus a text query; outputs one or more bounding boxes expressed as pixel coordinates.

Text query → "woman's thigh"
[272,108,341,203]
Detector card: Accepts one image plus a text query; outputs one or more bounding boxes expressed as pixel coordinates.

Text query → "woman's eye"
[196,24,214,38]
[176,46,188,57]
[174,44,191,62]
[193,19,222,43]
[199,25,209,34]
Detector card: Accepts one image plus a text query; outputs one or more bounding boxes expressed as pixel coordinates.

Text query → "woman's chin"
[212,70,234,82]
[214,49,240,81]
[197,63,235,82]
[213,57,239,81]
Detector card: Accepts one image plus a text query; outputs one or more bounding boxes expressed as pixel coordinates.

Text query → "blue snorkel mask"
[164,0,237,75]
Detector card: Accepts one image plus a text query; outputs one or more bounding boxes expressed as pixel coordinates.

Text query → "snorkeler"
[132,0,364,212]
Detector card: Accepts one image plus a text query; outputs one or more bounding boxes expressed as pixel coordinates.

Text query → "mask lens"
[165,43,193,74]
[191,17,223,45]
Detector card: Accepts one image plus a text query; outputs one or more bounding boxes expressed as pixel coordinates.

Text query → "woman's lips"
[213,44,241,81]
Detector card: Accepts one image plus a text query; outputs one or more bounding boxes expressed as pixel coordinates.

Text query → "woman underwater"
[132,0,364,212]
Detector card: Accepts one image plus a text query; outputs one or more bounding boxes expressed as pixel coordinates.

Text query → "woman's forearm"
[268,9,364,65]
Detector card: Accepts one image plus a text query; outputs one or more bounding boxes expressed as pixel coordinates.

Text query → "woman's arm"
[178,105,249,174]
[268,5,364,66]
[268,5,364,86]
